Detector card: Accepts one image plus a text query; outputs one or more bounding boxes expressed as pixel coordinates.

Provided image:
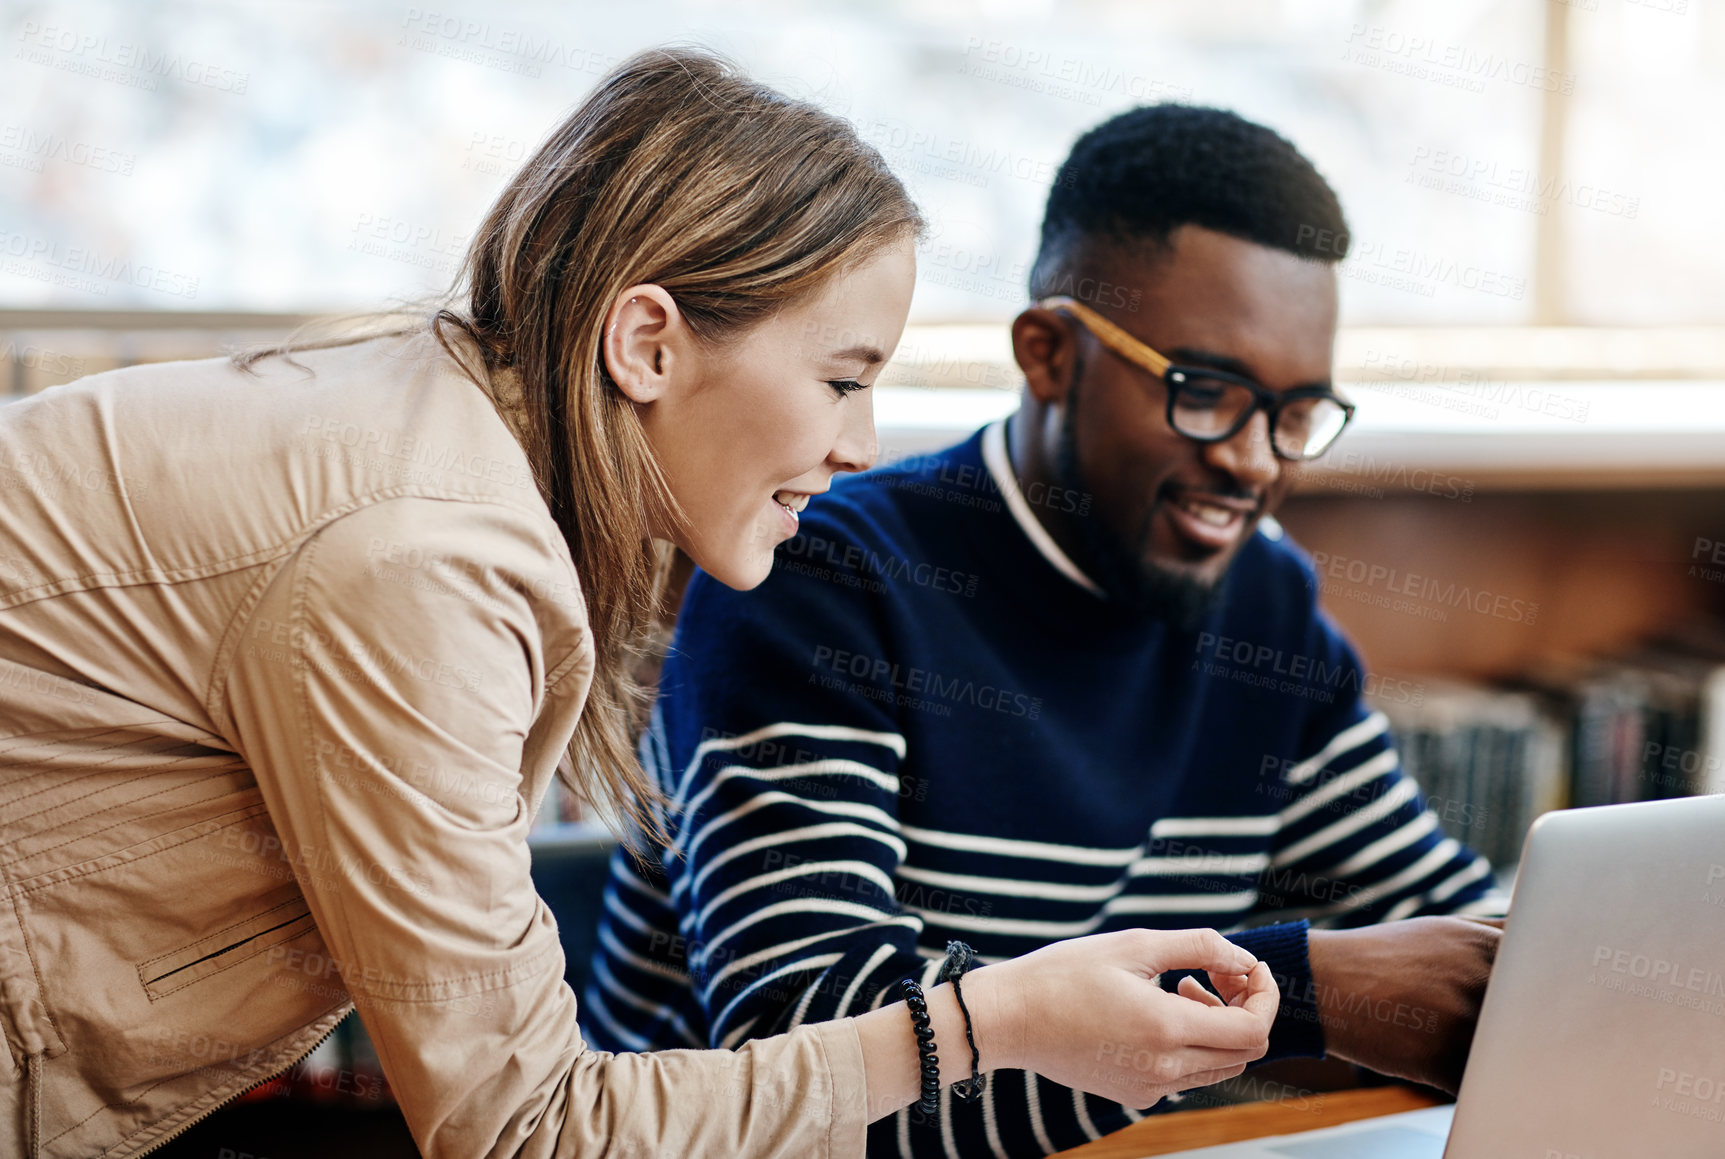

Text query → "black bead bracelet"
[900,978,941,1115]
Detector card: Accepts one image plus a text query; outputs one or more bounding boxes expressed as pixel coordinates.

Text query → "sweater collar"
[980,419,1104,597]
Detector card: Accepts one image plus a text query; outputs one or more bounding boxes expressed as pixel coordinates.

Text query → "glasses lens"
[1274,396,1350,460]
[1167,372,1258,439]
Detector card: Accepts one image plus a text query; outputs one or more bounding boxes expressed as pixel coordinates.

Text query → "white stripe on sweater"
[704,917,923,999]
[690,859,897,933]
[1025,1071,1056,1155]
[685,791,899,865]
[1272,777,1418,868]
[675,757,902,852]
[1322,810,1439,881]
[911,890,1257,939]
[836,943,898,1019]
[698,896,902,972]
[1278,750,1401,826]
[1073,1088,1102,1142]
[1152,815,1280,838]
[714,953,844,1046]
[589,955,704,1048]
[678,821,909,903]
[900,823,1141,865]
[670,720,906,813]
[1286,712,1390,784]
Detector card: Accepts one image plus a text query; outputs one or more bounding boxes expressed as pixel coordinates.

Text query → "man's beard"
[1053,384,1230,632]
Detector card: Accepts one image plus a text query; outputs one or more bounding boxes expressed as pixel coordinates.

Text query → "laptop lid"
[1444,794,1725,1158]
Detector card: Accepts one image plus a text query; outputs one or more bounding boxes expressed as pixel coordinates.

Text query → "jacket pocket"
[137,895,315,1001]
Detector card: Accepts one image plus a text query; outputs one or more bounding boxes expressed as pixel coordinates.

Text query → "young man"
[585,106,1504,1157]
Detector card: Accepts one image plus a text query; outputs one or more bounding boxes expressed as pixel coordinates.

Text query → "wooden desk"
[1052,1087,1444,1158]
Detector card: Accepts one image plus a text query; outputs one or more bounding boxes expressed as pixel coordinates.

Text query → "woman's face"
[615,236,917,589]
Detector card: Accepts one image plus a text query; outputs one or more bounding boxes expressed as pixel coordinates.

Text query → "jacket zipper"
[131,1013,352,1158]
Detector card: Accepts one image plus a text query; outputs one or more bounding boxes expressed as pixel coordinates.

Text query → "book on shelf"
[1368,621,1725,870]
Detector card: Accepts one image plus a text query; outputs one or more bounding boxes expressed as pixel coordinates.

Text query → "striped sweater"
[585,420,1501,1157]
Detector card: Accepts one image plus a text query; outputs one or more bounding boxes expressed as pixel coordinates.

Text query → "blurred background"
[3,0,1723,1146]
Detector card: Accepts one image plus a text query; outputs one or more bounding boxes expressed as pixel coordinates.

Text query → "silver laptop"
[1157,793,1725,1158]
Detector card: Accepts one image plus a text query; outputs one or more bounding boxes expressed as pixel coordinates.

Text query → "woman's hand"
[968,928,1278,1110]
[857,927,1277,1121]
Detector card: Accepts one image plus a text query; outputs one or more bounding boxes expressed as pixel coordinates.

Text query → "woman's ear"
[602,284,683,404]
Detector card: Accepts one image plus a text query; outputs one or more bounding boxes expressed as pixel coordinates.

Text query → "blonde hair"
[240,47,922,843]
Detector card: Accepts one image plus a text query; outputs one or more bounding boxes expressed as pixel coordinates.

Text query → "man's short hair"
[1029,104,1349,298]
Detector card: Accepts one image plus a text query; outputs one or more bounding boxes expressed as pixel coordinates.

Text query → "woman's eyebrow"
[831,344,887,366]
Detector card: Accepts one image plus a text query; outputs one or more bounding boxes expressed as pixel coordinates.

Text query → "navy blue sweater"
[586,422,1499,1157]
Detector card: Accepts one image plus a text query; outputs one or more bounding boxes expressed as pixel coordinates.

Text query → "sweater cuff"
[1158,920,1325,1062]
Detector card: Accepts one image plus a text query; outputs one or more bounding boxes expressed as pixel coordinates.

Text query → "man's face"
[1053,225,1340,617]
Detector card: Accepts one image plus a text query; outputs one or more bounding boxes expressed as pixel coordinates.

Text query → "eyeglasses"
[1038,296,1355,462]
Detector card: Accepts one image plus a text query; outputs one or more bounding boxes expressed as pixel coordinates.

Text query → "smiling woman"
[601,237,916,589]
[0,45,1280,1159]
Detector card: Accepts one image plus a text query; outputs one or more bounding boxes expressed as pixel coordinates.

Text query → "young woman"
[0,48,1275,1158]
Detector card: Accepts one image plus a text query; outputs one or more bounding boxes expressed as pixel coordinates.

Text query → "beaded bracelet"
[900,978,941,1115]
[937,940,986,1100]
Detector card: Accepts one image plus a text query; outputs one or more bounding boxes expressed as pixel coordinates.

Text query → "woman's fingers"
[1207,969,1253,1007]
[1234,961,1279,1022]
[1175,974,1225,1007]
[1163,1060,1251,1093]
[1138,928,1259,977]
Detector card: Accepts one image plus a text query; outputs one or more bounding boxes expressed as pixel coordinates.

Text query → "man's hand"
[1305,916,1502,1094]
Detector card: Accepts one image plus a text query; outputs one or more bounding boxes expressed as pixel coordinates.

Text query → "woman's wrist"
[949,962,1022,1074]
[854,965,1025,1123]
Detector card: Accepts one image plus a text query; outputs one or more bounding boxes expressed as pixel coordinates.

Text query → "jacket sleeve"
[221,494,868,1159]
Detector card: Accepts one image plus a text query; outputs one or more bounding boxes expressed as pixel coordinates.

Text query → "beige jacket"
[0,331,867,1158]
